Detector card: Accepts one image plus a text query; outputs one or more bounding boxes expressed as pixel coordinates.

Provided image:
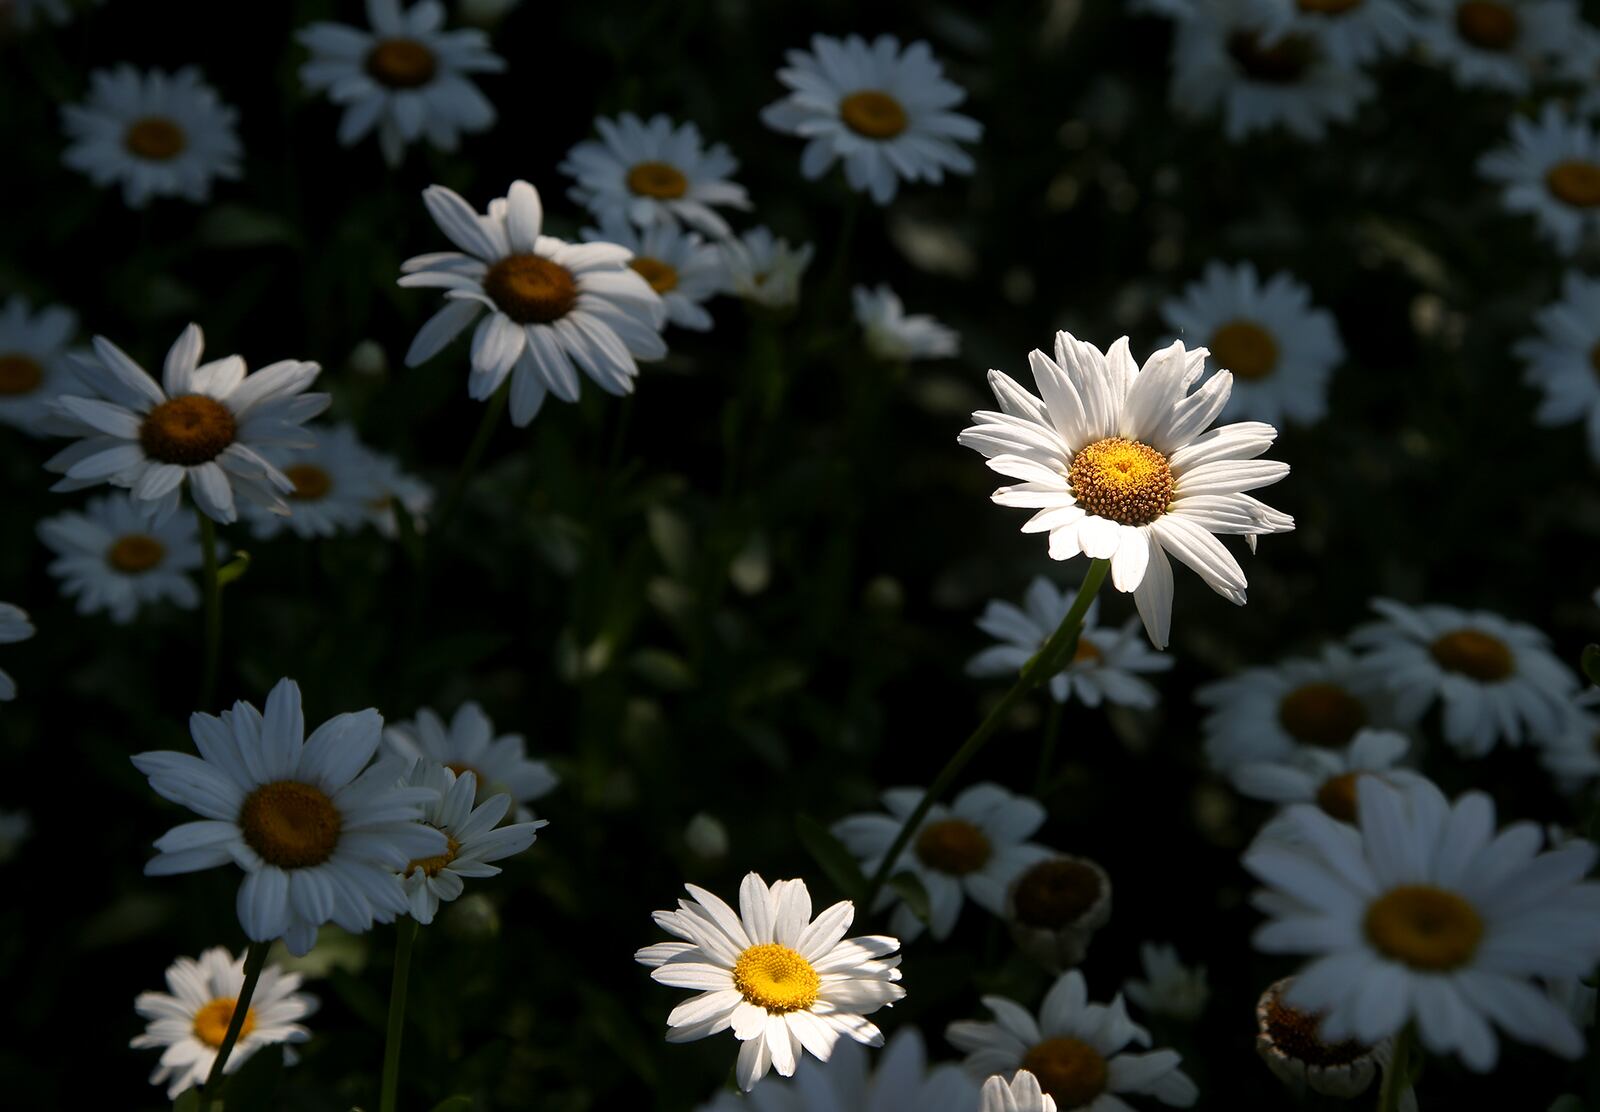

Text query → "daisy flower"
[243,423,384,541]
[761,34,981,205]
[832,782,1053,942]
[947,970,1199,1110]
[1248,0,1415,66]
[1231,728,1427,822]
[635,872,905,1091]
[1244,775,1600,1070]
[383,701,557,820]
[131,946,316,1100]
[0,602,34,701]
[721,226,816,312]
[1005,854,1113,971]
[38,493,203,623]
[1349,598,1577,757]
[297,0,504,166]
[45,323,328,525]
[981,1070,1058,1112]
[399,180,667,426]
[1515,270,1600,462]
[1413,0,1585,93]
[61,66,240,208]
[1254,977,1406,1104]
[560,113,752,238]
[968,576,1174,709]
[397,762,545,925]
[581,213,726,333]
[365,446,434,538]
[0,295,81,436]
[131,677,447,955]
[1535,695,1600,787]
[957,329,1294,650]
[1124,944,1209,1021]
[852,284,960,362]
[1479,104,1600,255]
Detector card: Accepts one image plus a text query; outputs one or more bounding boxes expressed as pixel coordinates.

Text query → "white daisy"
[760,34,982,205]
[131,946,316,1099]
[131,677,447,955]
[61,66,241,208]
[1005,854,1113,971]
[1248,0,1415,66]
[365,446,434,538]
[37,493,203,623]
[968,576,1174,710]
[0,295,81,435]
[1124,944,1209,1022]
[0,602,34,702]
[957,329,1294,650]
[1535,694,1600,787]
[581,213,726,333]
[1231,728,1427,824]
[947,970,1199,1110]
[635,872,905,1091]
[721,226,816,312]
[1349,598,1577,757]
[1160,261,1343,427]
[1515,270,1600,462]
[1167,0,1375,142]
[1480,104,1600,255]
[244,423,384,541]
[1254,977,1404,1104]
[399,179,667,427]
[297,0,504,166]
[1244,775,1600,1070]
[1413,0,1585,93]
[833,782,1054,942]
[852,284,960,362]
[382,701,557,820]
[45,323,328,525]
[981,1070,1058,1112]
[560,113,752,238]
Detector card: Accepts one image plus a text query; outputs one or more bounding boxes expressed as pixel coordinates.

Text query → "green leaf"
[217,551,251,587]
[1581,644,1600,687]
[888,871,932,925]
[795,814,866,901]
[429,1099,475,1112]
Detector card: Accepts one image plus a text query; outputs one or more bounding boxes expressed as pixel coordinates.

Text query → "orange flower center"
[1455,1,1518,50]
[1314,771,1364,823]
[914,818,992,875]
[192,997,256,1048]
[139,395,238,466]
[625,161,689,200]
[1429,629,1514,681]
[1226,32,1314,83]
[365,38,438,88]
[124,117,187,161]
[1545,161,1600,209]
[107,534,166,574]
[1012,857,1104,929]
[1261,988,1367,1066]
[839,90,909,139]
[239,780,342,869]
[483,254,579,324]
[1364,885,1484,970]
[1021,1037,1109,1107]
[285,464,333,501]
[630,255,679,294]
[1210,319,1280,381]
[1277,682,1368,749]
[407,832,462,878]
[0,353,44,396]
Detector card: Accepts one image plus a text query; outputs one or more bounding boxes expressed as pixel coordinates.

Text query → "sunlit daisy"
[721,226,816,312]
[399,180,667,426]
[761,34,981,205]
[852,284,960,362]
[38,493,203,623]
[1124,943,1209,1021]
[947,970,1199,1110]
[62,66,240,208]
[1515,270,1600,462]
[635,872,905,1091]
[45,323,328,525]
[244,423,384,541]
[561,113,752,238]
[132,677,447,955]
[1231,728,1426,823]
[0,602,34,702]
[1005,854,1113,971]
[833,782,1053,942]
[297,0,504,166]
[0,295,81,436]
[1254,977,1406,1104]
[957,329,1294,649]
[383,701,557,821]
[1479,104,1600,255]
[365,446,434,538]
[1249,0,1415,66]
[582,213,726,332]
[981,1070,1057,1112]
[131,946,316,1099]
[1413,0,1585,92]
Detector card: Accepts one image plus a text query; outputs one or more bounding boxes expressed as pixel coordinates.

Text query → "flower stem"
[863,559,1110,906]
[431,379,510,542]
[197,939,269,1106]
[1378,1023,1416,1112]
[379,917,419,1112]
[197,509,221,710]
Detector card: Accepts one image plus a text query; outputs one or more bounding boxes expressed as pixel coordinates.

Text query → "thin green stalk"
[197,940,269,1107]
[379,917,420,1112]
[197,509,221,710]
[431,380,510,542]
[863,559,1110,905]
[1378,1023,1416,1112]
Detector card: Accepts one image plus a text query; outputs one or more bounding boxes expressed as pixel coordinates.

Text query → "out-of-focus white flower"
[0,295,81,436]
[721,227,815,311]
[1479,104,1600,256]
[852,284,960,361]
[38,493,203,623]
[1124,943,1209,1021]
[1515,270,1600,463]
[1413,0,1586,93]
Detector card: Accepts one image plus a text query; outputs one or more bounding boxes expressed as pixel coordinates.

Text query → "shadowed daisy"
[1005,854,1113,971]
[1232,728,1426,823]
[243,423,385,540]
[721,226,816,312]
[383,701,557,821]
[582,213,726,333]
[853,284,960,362]
[1413,0,1585,92]
[1125,943,1209,1021]
[1515,270,1600,462]
[1480,104,1600,255]
[1249,0,1415,65]
[1254,977,1409,1105]
[0,603,34,702]
[38,493,203,623]
[0,295,81,436]
[981,1070,1058,1112]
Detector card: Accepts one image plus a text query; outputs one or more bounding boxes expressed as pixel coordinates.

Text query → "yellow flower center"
[1277,682,1368,749]
[1226,31,1314,84]
[407,832,462,878]
[1067,437,1174,526]
[625,161,689,200]
[1012,857,1104,929]
[1429,629,1514,681]
[1314,771,1364,823]
[915,818,992,875]
[124,116,187,161]
[1455,1,1518,50]
[285,464,333,501]
[1209,319,1280,381]
[192,997,256,1049]
[1297,0,1363,12]
[238,780,342,869]
[630,255,680,294]
[107,534,166,574]
[0,353,44,396]
[1021,1037,1109,1107]
[1545,161,1600,209]
[483,254,579,324]
[1261,987,1367,1066]
[731,943,820,1013]
[365,37,438,88]
[839,90,909,139]
[1365,885,1484,970]
[139,395,238,466]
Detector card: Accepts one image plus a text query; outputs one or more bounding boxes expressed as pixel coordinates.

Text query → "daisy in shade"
[45,323,328,525]
[832,782,1053,942]
[1124,944,1209,1021]
[243,423,384,541]
[1231,728,1427,823]
[1160,262,1343,427]
[1006,854,1113,971]
[1244,776,1600,1070]
[967,576,1173,709]
[761,34,981,205]
[131,677,447,955]
[365,447,434,538]
[635,872,905,1091]
[1254,977,1409,1106]
[1516,270,1600,462]
[947,970,1199,1110]
[0,295,80,435]
[38,493,203,623]
[981,1071,1057,1112]
[61,66,241,208]
[957,329,1294,650]
[0,603,34,702]
[722,226,816,311]
[1479,105,1600,255]
[1413,0,1585,93]
[131,946,316,1100]
[853,284,960,362]
[1349,599,1577,757]
[399,180,667,427]
[297,0,503,166]
[581,213,726,333]
[1535,696,1600,788]
[1249,0,1415,66]
[560,113,752,238]
[383,701,557,820]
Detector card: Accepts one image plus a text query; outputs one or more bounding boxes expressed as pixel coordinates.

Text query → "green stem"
[431,380,510,541]
[863,560,1110,906]
[197,509,221,710]
[1378,1023,1415,1112]
[197,940,269,1106]
[379,918,419,1112]
[1034,698,1065,790]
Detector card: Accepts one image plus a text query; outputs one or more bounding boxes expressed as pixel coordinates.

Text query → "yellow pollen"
[1455,1,1518,50]
[107,534,166,574]
[1545,161,1600,209]
[1277,682,1368,749]
[285,464,333,501]
[408,832,462,878]
[1429,629,1515,682]
[1226,31,1314,83]
[625,161,689,200]
[1210,319,1280,381]
[1365,885,1484,971]
[483,254,579,324]
[0,353,44,396]
[192,998,255,1049]
[1315,771,1364,823]
[238,780,342,869]
[839,90,909,139]
[1021,1037,1109,1107]
[365,37,438,88]
[139,395,237,466]
[915,818,992,875]
[1297,0,1363,11]
[124,116,187,161]
[732,943,820,1013]
[1067,437,1174,526]
[1261,988,1367,1067]
[1012,858,1103,929]
[630,255,680,294]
